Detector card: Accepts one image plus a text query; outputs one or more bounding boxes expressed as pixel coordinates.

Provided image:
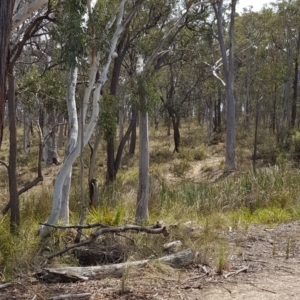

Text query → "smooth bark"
[12,0,48,30]
[40,0,138,236]
[213,0,237,172]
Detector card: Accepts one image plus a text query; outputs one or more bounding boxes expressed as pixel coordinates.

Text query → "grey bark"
[136,70,149,223]
[213,0,237,172]
[37,248,194,282]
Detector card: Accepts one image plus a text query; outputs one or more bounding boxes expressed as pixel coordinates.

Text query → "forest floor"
[2,220,300,299]
[2,137,300,299]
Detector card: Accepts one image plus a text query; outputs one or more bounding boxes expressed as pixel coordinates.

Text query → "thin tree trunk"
[59,66,78,224]
[0,0,14,147]
[114,109,137,172]
[106,138,115,182]
[253,96,260,174]
[88,125,101,208]
[106,29,129,182]
[8,64,19,233]
[136,56,149,223]
[136,109,149,223]
[291,31,300,128]
[213,0,237,172]
[129,106,137,155]
[57,114,65,149]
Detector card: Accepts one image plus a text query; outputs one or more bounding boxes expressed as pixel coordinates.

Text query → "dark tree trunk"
[106,30,129,182]
[217,90,222,132]
[114,110,137,171]
[106,138,115,181]
[253,96,260,174]
[291,32,300,128]
[167,106,180,153]
[0,0,14,147]
[271,85,277,133]
[8,64,19,233]
[129,106,137,155]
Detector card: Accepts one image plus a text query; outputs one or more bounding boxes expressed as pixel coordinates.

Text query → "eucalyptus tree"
[212,0,237,172]
[3,0,56,232]
[134,0,206,222]
[104,0,181,182]
[40,0,144,236]
[270,0,300,144]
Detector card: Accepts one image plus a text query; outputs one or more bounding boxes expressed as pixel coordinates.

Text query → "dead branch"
[41,221,169,266]
[0,282,12,289]
[36,248,194,283]
[49,293,91,299]
[223,266,249,279]
[0,160,9,170]
[39,222,111,230]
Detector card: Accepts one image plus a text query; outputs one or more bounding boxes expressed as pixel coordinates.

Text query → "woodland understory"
[2,0,300,298]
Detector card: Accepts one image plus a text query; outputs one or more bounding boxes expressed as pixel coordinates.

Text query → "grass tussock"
[2,122,300,279]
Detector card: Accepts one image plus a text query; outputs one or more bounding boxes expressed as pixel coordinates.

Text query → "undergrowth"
[1,123,300,280]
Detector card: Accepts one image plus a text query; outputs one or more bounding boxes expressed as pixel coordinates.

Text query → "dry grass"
[1,121,300,280]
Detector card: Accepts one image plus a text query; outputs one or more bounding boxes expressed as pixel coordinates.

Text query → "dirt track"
[2,221,300,299]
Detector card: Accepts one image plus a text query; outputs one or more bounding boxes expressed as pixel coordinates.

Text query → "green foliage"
[91,0,118,52]
[100,93,118,141]
[52,0,88,66]
[19,66,67,113]
[132,73,161,114]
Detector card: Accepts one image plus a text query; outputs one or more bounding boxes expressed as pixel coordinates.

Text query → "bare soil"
[2,220,300,299]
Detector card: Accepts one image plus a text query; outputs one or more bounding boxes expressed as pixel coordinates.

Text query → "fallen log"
[36,248,194,283]
[49,293,91,299]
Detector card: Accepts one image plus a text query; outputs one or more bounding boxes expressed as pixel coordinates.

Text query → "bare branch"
[41,222,169,266]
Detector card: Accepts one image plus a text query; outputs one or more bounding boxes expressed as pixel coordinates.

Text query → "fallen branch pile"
[36,248,194,283]
[40,221,169,266]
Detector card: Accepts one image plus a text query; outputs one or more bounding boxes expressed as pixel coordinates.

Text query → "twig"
[39,222,110,229]
[143,244,159,257]
[49,293,91,300]
[250,283,276,294]
[0,160,9,170]
[223,266,249,279]
[0,282,12,289]
[41,222,169,267]
[220,284,232,294]
[116,232,135,245]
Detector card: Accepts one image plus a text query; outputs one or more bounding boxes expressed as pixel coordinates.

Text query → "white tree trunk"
[12,0,48,30]
[40,0,129,236]
[60,66,78,223]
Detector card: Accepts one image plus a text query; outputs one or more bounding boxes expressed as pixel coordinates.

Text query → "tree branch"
[40,221,169,266]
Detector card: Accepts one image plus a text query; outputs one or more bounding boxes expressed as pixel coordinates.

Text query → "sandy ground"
[2,221,300,300]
